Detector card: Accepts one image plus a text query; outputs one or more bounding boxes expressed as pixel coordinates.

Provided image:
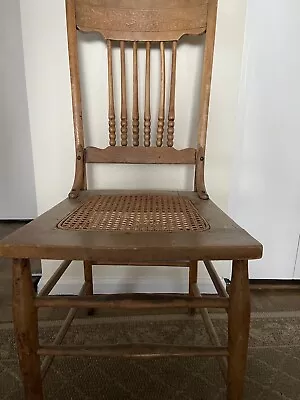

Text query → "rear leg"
[188,261,198,316]
[84,261,94,316]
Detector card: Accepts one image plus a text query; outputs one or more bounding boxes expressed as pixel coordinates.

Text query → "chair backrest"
[66,0,218,199]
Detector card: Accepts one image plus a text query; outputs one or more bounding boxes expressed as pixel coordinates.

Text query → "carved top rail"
[75,0,209,41]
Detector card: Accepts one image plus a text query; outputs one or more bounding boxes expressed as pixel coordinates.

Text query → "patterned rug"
[1,311,300,400]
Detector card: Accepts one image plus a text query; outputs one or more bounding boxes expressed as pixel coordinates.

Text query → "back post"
[195,0,218,200]
[66,0,86,199]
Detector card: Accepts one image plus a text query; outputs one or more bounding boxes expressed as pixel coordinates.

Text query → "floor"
[2,312,300,400]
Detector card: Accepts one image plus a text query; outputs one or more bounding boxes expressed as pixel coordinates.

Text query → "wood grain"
[13,259,43,400]
[188,260,198,315]
[107,39,116,146]
[85,146,196,164]
[132,41,139,146]
[38,344,228,358]
[120,41,128,146]
[75,0,209,41]
[167,41,177,147]
[69,145,85,199]
[195,0,218,198]
[0,191,263,262]
[144,41,151,146]
[84,261,93,296]
[35,293,229,310]
[156,42,166,147]
[84,260,94,315]
[228,260,250,399]
[66,0,85,197]
[92,260,191,267]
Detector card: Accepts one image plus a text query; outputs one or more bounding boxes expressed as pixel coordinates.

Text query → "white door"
[293,235,300,279]
[229,0,300,279]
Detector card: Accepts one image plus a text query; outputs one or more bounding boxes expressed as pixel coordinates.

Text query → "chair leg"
[227,260,250,400]
[188,260,198,316]
[12,259,43,400]
[84,261,94,315]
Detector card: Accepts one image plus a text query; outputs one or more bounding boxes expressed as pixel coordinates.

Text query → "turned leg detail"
[227,260,251,400]
[13,258,43,400]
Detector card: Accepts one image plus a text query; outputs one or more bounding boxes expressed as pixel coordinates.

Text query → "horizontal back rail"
[85,146,197,164]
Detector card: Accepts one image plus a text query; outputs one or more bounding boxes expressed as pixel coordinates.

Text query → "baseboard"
[248,279,300,290]
[0,219,33,222]
[38,276,219,295]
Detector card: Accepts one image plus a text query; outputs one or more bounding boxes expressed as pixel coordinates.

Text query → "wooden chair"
[0,0,263,399]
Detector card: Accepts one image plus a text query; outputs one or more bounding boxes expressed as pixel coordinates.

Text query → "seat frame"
[1,0,263,399]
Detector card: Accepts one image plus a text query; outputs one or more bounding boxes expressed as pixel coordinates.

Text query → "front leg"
[227,260,251,400]
[13,258,43,400]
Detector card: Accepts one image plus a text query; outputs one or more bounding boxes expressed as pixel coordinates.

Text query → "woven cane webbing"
[57,195,210,233]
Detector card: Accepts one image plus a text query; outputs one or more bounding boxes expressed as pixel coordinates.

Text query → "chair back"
[66,0,218,198]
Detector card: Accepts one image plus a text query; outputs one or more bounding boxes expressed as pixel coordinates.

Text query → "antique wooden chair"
[0,0,262,399]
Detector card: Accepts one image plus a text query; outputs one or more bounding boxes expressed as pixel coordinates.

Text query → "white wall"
[230,0,300,279]
[20,0,247,293]
[0,0,37,219]
[20,0,75,213]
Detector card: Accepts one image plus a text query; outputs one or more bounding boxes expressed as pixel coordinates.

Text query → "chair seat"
[0,190,262,262]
